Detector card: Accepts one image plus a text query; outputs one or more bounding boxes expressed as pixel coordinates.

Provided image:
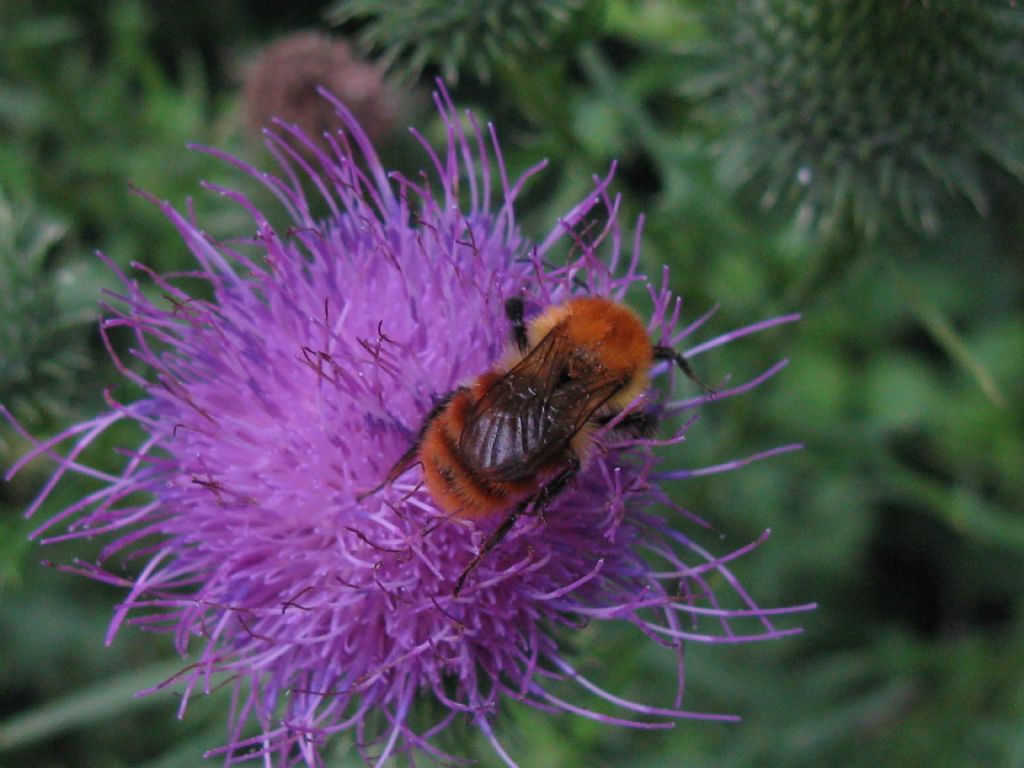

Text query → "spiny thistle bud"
[5,88,811,765]
[241,30,399,151]
[691,0,1024,234]
[0,192,89,433]
[329,0,590,82]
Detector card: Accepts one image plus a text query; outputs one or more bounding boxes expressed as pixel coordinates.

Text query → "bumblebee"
[363,296,710,593]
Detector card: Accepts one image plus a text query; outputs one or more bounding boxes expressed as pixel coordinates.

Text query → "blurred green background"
[2,1,1022,766]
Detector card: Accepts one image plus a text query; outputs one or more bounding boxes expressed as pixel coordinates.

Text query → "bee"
[361,295,711,594]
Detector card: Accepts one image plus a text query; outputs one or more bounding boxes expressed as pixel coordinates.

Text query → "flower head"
[692,0,1024,234]
[6,86,810,766]
[329,0,591,83]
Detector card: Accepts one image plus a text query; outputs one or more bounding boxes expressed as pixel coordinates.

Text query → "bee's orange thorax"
[526,296,654,410]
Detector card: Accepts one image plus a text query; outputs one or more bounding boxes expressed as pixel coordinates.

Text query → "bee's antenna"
[652,345,716,396]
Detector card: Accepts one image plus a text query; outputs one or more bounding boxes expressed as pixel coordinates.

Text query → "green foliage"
[689,0,1024,235]
[0,0,243,272]
[0,192,91,432]
[328,0,597,82]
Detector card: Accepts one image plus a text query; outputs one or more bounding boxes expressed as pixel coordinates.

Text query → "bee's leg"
[525,455,581,523]
[356,387,465,501]
[453,508,522,596]
[356,444,420,501]
[505,296,529,352]
[652,345,715,395]
[595,410,658,439]
[454,457,580,595]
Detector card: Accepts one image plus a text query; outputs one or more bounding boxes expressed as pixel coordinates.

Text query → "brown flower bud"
[242,31,398,152]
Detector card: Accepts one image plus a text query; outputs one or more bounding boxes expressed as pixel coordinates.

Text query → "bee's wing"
[461,327,626,483]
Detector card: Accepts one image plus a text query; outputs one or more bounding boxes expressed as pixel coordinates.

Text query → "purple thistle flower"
[5,87,813,766]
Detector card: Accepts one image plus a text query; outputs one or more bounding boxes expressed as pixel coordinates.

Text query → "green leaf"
[0,659,188,752]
